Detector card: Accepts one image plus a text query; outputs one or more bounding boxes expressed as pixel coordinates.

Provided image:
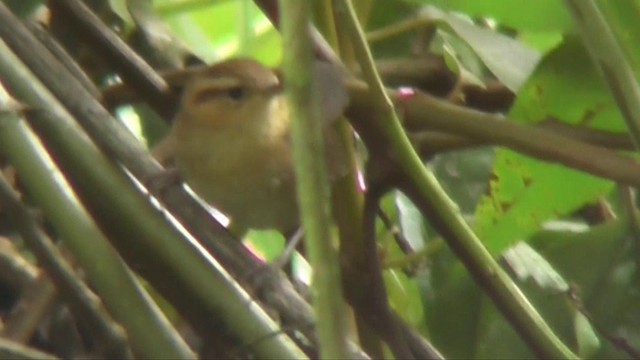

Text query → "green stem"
[0,337,59,360]
[0,94,194,359]
[279,1,350,358]
[336,0,578,358]
[366,16,431,43]
[0,173,132,358]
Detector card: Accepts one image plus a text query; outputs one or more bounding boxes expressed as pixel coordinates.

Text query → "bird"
[164,58,349,236]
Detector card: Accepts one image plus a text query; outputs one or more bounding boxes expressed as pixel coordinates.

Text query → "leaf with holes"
[474,38,619,254]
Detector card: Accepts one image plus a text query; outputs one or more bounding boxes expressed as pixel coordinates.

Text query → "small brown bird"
[165,58,348,236]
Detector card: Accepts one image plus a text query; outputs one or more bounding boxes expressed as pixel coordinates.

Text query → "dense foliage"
[0,0,639,359]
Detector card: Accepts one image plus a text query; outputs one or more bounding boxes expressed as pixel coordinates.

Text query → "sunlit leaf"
[384,269,425,331]
[413,0,573,32]
[502,241,568,292]
[156,0,280,63]
[245,229,285,262]
[475,38,618,254]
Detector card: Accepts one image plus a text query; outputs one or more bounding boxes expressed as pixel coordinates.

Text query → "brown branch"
[347,81,640,187]
[375,57,458,98]
[48,0,177,119]
[358,189,413,359]
[410,122,635,157]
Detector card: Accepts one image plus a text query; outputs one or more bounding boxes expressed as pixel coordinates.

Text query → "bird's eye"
[226,87,246,101]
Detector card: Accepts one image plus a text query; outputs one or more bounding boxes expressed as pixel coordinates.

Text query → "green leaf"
[395,191,427,250]
[475,38,619,254]
[414,0,573,32]
[510,37,627,131]
[4,0,43,18]
[518,30,564,54]
[368,1,419,58]
[529,220,638,358]
[474,293,536,359]
[245,230,285,262]
[530,220,627,296]
[598,1,640,81]
[156,0,280,64]
[502,242,568,292]
[574,310,600,358]
[426,6,541,91]
[423,263,482,359]
[430,148,495,214]
[384,269,426,331]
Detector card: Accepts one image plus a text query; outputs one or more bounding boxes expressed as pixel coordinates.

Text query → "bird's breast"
[173,120,299,233]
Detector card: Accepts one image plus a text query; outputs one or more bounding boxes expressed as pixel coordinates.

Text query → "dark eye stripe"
[191,86,247,104]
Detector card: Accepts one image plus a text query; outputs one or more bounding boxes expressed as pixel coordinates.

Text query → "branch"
[340,9,579,359]
[388,87,640,187]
